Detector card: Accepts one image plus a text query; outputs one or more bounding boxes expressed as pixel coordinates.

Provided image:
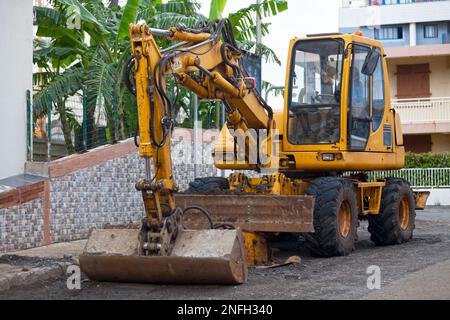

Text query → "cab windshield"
[288,38,344,145]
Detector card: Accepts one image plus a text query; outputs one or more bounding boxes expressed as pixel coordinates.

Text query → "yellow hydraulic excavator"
[79,20,420,284]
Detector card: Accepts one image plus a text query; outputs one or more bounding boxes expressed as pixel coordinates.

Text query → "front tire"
[368,178,416,246]
[305,177,358,257]
[187,177,229,193]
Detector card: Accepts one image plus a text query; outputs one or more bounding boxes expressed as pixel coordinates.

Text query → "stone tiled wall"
[49,139,219,243]
[1,133,220,251]
[0,195,45,252]
[49,152,144,243]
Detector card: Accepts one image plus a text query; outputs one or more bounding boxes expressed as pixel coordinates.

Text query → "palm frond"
[152,12,203,29]
[33,72,53,89]
[262,80,283,96]
[33,66,84,116]
[228,0,287,41]
[158,1,200,16]
[84,58,116,114]
[239,40,281,65]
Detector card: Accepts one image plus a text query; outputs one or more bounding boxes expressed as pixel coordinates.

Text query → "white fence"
[348,168,450,188]
[392,97,450,124]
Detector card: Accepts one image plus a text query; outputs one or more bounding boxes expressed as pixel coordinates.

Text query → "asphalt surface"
[0,207,449,300]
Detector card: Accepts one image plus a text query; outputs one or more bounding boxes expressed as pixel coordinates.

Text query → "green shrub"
[405,152,450,168]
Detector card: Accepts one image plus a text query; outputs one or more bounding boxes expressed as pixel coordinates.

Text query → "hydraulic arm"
[129,20,275,230]
[79,19,277,285]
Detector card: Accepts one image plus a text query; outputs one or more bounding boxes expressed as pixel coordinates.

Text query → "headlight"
[322,153,335,161]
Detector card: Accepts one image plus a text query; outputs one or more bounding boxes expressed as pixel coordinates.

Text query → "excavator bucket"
[79,194,314,284]
[79,227,247,284]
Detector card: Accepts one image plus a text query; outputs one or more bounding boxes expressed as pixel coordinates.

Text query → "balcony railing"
[342,0,449,8]
[442,33,450,44]
[342,0,369,7]
[391,97,450,123]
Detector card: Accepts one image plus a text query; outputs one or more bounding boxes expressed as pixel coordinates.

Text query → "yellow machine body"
[80,21,421,286]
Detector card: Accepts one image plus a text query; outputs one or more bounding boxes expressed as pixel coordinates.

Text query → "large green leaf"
[228,0,288,41]
[117,0,142,43]
[55,0,107,34]
[34,46,84,63]
[34,6,61,26]
[209,0,227,20]
[36,24,86,49]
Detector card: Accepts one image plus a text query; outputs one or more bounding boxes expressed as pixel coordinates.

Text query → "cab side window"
[372,53,385,132]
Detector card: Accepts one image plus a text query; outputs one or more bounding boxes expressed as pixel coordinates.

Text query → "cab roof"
[293,32,384,51]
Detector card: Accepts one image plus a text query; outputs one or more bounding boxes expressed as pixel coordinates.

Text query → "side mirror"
[362,47,380,76]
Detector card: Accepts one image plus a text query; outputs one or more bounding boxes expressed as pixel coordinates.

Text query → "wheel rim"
[399,196,410,231]
[338,200,352,237]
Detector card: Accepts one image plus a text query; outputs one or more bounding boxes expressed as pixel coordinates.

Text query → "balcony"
[392,97,450,133]
[340,0,450,29]
[342,0,449,7]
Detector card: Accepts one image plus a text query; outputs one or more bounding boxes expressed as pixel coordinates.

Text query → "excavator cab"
[287,38,343,145]
[278,34,405,172]
[213,33,404,172]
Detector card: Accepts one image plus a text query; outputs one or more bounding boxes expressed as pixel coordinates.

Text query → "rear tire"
[304,177,358,257]
[368,178,415,246]
[187,177,229,193]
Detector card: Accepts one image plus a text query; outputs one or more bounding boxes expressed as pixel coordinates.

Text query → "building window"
[424,24,438,38]
[375,26,403,40]
[369,0,413,5]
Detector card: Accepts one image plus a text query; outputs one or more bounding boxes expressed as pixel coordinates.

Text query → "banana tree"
[33,4,90,153]
[82,0,207,142]
[34,0,144,149]
[33,0,289,153]
[198,0,288,129]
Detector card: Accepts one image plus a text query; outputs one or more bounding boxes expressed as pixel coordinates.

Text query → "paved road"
[0,207,449,300]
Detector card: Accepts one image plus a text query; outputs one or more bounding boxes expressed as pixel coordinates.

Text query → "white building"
[0,0,34,180]
[340,0,450,153]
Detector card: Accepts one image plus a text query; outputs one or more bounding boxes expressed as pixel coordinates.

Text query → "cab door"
[348,44,371,150]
